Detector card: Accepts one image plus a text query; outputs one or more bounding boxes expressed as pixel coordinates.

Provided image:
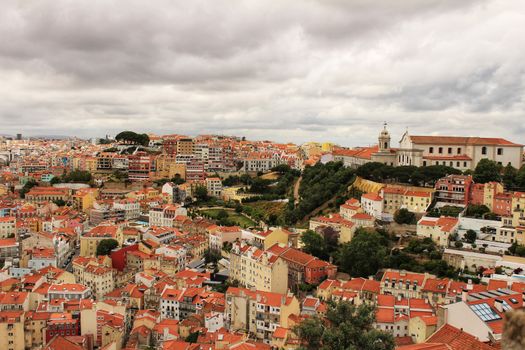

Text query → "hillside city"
[1,126,525,350]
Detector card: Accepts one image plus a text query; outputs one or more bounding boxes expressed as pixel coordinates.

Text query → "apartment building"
[0,217,16,239]
[149,204,187,228]
[205,177,223,197]
[80,224,123,257]
[44,312,80,343]
[208,226,242,252]
[0,238,19,262]
[267,244,337,291]
[25,187,69,203]
[380,270,435,299]
[229,242,289,294]
[374,295,434,338]
[0,311,25,350]
[361,193,383,220]
[416,216,459,247]
[225,287,300,344]
[47,284,91,300]
[113,199,141,220]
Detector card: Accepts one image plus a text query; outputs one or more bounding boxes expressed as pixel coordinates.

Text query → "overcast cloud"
[1,0,524,146]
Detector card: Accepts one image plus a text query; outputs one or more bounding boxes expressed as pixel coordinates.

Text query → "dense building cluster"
[0,128,523,350]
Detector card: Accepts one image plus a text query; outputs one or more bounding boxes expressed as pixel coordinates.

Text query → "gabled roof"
[424,324,498,350]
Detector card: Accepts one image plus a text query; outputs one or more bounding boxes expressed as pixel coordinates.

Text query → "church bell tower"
[378,122,391,152]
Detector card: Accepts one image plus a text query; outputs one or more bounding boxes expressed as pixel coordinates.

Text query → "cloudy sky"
[1,0,524,146]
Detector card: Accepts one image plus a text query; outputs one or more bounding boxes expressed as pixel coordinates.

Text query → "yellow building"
[225,287,300,344]
[417,217,459,247]
[229,242,289,294]
[483,182,504,211]
[102,324,124,350]
[85,157,98,173]
[24,311,48,349]
[408,315,438,343]
[252,227,294,250]
[0,311,25,350]
[402,191,433,213]
[73,188,99,213]
[511,192,525,228]
[154,155,186,180]
[80,225,123,257]
[0,217,16,238]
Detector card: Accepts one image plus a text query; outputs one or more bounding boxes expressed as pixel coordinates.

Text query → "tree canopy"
[295,301,395,350]
[394,208,416,225]
[96,239,119,256]
[19,179,38,198]
[337,229,388,277]
[301,230,331,261]
[473,159,502,184]
[356,162,461,186]
[115,131,150,146]
[285,161,355,224]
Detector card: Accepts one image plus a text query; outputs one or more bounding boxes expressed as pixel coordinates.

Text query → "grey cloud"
[0,0,524,147]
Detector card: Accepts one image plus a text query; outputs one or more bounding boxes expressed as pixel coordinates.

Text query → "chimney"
[461,288,468,302]
[466,279,473,291]
[397,294,402,302]
[494,299,504,313]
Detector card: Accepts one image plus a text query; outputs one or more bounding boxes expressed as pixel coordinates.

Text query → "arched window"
[482,146,487,155]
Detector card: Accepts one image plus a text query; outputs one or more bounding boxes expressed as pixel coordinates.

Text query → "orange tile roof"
[425,324,498,350]
[410,135,522,147]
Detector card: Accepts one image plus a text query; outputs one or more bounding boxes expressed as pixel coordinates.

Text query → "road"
[293,176,302,204]
[64,247,80,272]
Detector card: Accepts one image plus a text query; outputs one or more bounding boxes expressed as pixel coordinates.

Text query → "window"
[497,148,503,155]
[457,147,461,154]
[456,162,460,167]
[482,146,487,155]
[438,147,443,154]
[429,147,434,154]
[448,147,452,154]
[423,161,427,166]
[464,162,467,167]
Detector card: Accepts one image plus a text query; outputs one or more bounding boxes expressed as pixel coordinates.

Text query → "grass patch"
[200,209,256,228]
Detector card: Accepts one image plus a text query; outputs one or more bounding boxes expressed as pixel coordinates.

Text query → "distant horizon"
[6,127,525,149]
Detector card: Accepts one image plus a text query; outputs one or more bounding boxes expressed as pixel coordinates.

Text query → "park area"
[199,208,256,228]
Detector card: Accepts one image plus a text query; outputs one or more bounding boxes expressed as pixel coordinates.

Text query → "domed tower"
[378,122,391,152]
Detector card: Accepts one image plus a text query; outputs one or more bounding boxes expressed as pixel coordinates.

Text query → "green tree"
[394,208,416,225]
[473,159,502,184]
[216,209,229,220]
[171,174,185,185]
[466,204,490,218]
[295,301,395,350]
[464,229,477,244]
[516,165,525,189]
[502,163,517,190]
[185,331,200,343]
[338,230,387,277]
[19,179,38,198]
[50,176,61,185]
[301,230,328,260]
[115,131,150,146]
[194,185,208,202]
[96,239,119,256]
[63,170,92,183]
[53,199,66,207]
[203,248,221,264]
